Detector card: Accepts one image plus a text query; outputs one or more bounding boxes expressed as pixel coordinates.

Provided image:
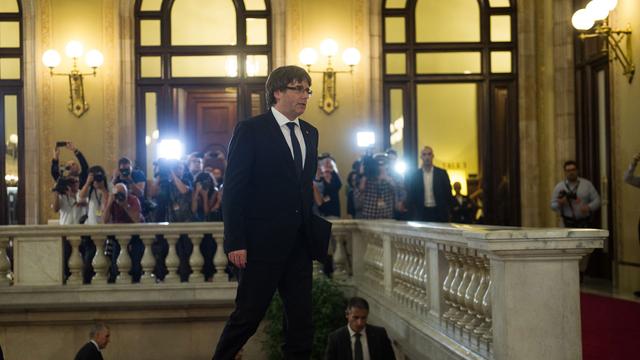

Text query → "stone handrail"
[0,220,606,359]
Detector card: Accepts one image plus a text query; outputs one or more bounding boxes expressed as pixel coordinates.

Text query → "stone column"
[116,235,132,284]
[139,235,156,284]
[490,247,596,359]
[213,235,227,282]
[91,236,110,284]
[164,234,180,283]
[189,233,204,283]
[66,235,83,285]
[332,233,348,281]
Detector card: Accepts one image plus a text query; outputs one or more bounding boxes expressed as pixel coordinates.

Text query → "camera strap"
[563,180,580,219]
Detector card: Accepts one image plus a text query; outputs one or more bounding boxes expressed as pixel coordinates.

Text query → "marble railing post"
[189,233,205,283]
[116,235,132,284]
[139,235,156,284]
[213,235,227,282]
[332,233,348,281]
[91,236,110,284]
[164,234,180,283]
[0,237,11,286]
[66,235,83,285]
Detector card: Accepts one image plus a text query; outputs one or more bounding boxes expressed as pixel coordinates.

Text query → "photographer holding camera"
[52,175,84,225]
[551,160,601,228]
[51,141,89,187]
[79,166,110,225]
[353,153,397,219]
[111,157,146,200]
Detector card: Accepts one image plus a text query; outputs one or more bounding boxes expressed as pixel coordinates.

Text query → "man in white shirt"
[325,297,395,360]
[406,146,453,222]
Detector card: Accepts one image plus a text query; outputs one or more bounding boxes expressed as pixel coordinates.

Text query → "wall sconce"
[299,39,361,114]
[42,41,104,117]
[572,0,635,83]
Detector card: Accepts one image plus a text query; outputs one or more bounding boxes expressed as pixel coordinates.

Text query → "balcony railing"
[0,220,606,359]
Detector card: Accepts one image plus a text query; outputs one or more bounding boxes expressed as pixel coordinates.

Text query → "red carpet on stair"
[581,292,640,360]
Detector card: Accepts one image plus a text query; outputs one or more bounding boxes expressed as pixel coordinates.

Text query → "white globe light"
[585,0,609,21]
[65,40,84,58]
[319,38,339,58]
[42,49,61,68]
[342,47,361,66]
[299,48,318,66]
[9,134,18,144]
[571,9,595,30]
[601,0,617,11]
[85,49,104,68]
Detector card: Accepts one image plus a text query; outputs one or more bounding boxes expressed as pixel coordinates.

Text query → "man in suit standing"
[325,297,395,360]
[74,323,110,360]
[405,146,453,222]
[213,65,320,360]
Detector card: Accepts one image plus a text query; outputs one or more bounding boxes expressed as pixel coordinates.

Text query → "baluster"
[465,255,488,338]
[91,235,110,284]
[139,234,156,284]
[332,234,348,281]
[116,235,132,284]
[213,235,228,282]
[0,237,12,286]
[457,252,482,328]
[66,235,83,285]
[189,233,204,283]
[473,258,492,346]
[452,250,473,329]
[441,247,456,322]
[444,249,464,325]
[164,234,180,283]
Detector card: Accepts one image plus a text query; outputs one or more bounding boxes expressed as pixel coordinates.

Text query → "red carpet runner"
[581,292,640,360]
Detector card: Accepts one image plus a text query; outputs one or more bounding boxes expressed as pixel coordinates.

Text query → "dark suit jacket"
[74,342,103,360]
[222,110,319,262]
[325,324,396,360]
[405,166,453,222]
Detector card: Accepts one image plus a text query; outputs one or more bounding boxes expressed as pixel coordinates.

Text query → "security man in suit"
[405,146,453,222]
[325,297,395,360]
[213,65,320,360]
[74,323,110,360]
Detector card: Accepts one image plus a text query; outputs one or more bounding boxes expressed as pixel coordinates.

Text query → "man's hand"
[53,147,60,160]
[579,204,590,216]
[228,249,247,269]
[65,142,77,152]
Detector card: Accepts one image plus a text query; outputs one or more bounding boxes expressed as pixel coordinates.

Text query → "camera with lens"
[51,177,72,194]
[114,191,127,202]
[119,168,131,177]
[195,172,215,192]
[558,189,577,201]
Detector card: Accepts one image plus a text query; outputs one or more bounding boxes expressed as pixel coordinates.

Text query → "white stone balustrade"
[0,220,606,359]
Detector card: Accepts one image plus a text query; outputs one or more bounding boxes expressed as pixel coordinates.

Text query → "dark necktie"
[286,122,303,178]
[354,333,363,360]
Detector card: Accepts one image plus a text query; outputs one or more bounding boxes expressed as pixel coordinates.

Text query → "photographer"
[51,142,89,187]
[79,166,109,225]
[316,155,342,218]
[551,160,601,228]
[52,176,84,225]
[103,183,143,224]
[111,157,146,200]
[353,153,397,219]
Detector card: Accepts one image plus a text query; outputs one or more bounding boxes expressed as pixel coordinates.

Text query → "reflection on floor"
[581,276,640,304]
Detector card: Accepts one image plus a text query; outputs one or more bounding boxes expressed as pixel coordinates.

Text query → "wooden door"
[184,89,238,157]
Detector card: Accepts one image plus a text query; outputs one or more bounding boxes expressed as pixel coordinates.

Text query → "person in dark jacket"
[405,146,453,222]
[74,323,110,360]
[325,297,395,360]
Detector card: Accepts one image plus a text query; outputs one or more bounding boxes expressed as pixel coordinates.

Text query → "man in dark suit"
[405,146,453,222]
[325,297,395,360]
[213,65,320,360]
[74,323,110,360]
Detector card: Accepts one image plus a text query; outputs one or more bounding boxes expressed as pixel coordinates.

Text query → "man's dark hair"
[265,65,312,108]
[118,157,132,167]
[346,296,369,311]
[563,160,578,170]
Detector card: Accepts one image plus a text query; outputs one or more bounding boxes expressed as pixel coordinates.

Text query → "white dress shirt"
[271,106,306,168]
[422,167,436,207]
[347,325,370,360]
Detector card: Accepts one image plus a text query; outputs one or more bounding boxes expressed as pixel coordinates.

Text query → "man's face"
[564,164,579,182]
[189,157,203,173]
[346,307,368,333]
[65,161,80,176]
[119,163,132,176]
[94,328,110,349]
[273,80,310,120]
[421,147,434,167]
[453,182,461,194]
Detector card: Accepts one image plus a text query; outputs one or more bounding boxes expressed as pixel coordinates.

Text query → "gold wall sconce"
[42,41,104,117]
[572,0,634,83]
[299,39,361,114]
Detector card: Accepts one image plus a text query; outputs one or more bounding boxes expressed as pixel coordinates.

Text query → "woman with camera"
[79,166,110,225]
[353,154,397,219]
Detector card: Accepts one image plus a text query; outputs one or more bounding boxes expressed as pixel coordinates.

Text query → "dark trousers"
[422,206,447,222]
[212,242,313,360]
